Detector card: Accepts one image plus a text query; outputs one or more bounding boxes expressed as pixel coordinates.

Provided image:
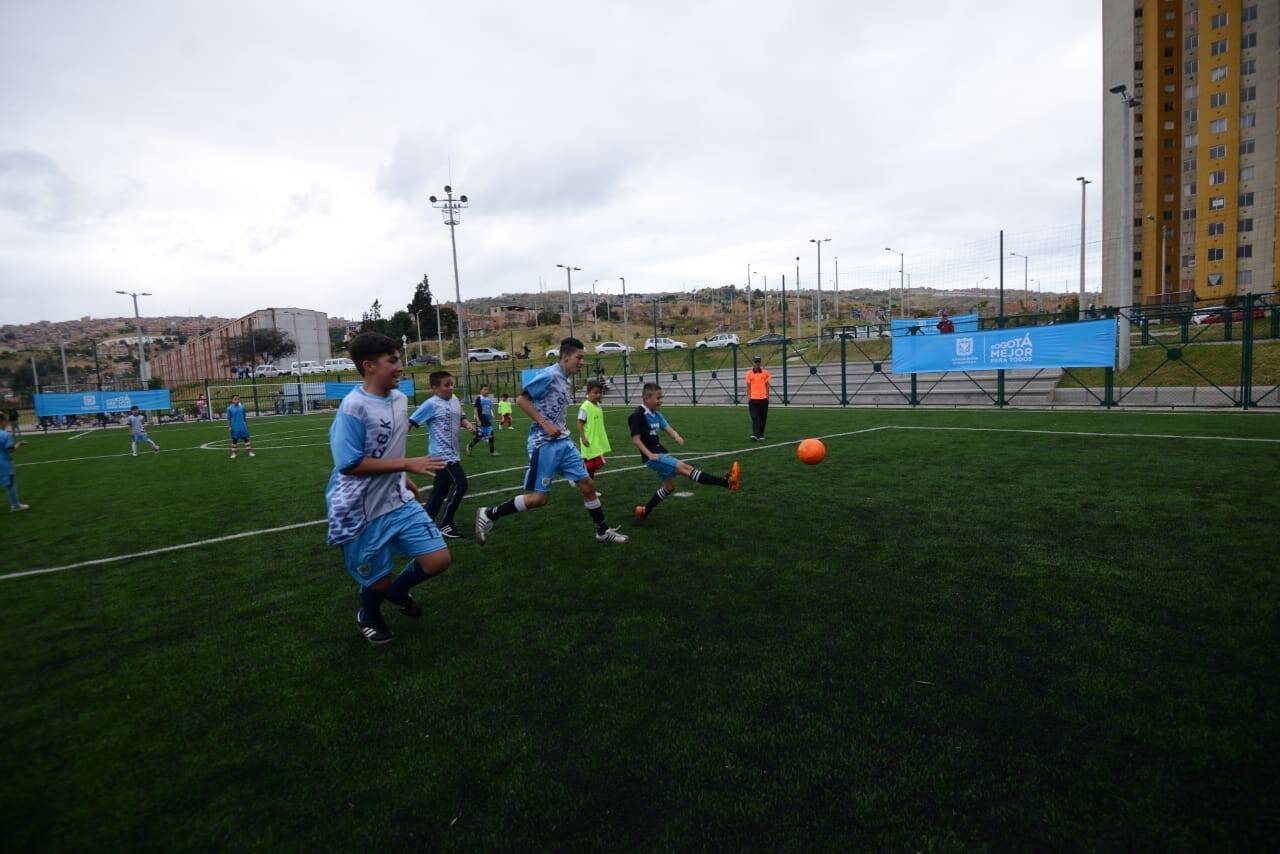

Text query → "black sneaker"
[438,525,461,539]
[357,609,396,644]
[397,594,423,619]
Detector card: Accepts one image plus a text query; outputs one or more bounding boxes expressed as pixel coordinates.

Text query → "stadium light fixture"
[557,264,582,339]
[115,290,153,382]
[429,186,471,398]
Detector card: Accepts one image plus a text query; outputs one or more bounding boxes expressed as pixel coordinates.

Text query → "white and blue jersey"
[326,387,415,546]
[0,428,14,485]
[227,403,249,441]
[126,414,148,440]
[519,364,588,492]
[474,394,494,425]
[409,395,463,463]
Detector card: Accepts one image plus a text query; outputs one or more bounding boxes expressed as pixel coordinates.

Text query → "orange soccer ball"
[797,438,826,465]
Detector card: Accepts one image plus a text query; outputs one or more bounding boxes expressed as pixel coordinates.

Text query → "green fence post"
[690,346,697,404]
[1224,310,1234,342]
[1141,317,1150,345]
[623,353,630,404]
[1240,294,1255,409]
[1271,304,1279,340]
[840,334,847,405]
[251,372,260,417]
[653,345,659,380]
[781,341,789,405]
[996,370,1006,407]
[1103,367,1115,408]
[1181,313,1190,344]
[910,372,918,406]
[731,345,739,405]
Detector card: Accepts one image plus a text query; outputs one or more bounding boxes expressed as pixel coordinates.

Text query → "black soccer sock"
[360,586,387,621]
[386,563,428,606]
[489,495,528,519]
[644,487,668,513]
[488,437,495,454]
[689,468,728,488]
[584,498,608,534]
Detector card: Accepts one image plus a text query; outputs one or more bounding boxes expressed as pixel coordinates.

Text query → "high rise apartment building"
[1103,0,1278,307]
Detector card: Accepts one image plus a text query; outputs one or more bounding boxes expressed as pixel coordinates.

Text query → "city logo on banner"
[989,332,1034,365]
[105,395,132,409]
[82,394,97,407]
[956,337,974,357]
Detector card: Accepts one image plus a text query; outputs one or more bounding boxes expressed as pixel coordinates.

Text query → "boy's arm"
[516,392,560,438]
[461,417,477,433]
[346,455,445,476]
[631,434,657,460]
[664,425,685,446]
[575,406,589,446]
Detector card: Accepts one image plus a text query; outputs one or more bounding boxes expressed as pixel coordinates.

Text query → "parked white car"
[289,360,322,376]
[643,337,688,350]
[695,333,740,349]
[254,364,280,378]
[545,346,561,358]
[323,358,356,372]
[466,347,510,362]
[594,341,634,355]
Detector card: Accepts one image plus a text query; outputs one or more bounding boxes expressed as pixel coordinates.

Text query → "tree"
[537,308,560,326]
[225,329,296,365]
[407,275,434,318]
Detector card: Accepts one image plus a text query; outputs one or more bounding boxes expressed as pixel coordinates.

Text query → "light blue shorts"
[523,439,589,493]
[230,429,250,442]
[644,453,680,480]
[340,501,446,588]
[131,432,150,443]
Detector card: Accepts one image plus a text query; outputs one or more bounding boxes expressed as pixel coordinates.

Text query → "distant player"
[475,337,628,545]
[409,370,478,540]
[498,394,514,429]
[226,395,255,460]
[467,384,497,455]
[127,406,160,456]
[0,412,29,512]
[631,382,739,523]
[576,378,610,493]
[327,332,451,645]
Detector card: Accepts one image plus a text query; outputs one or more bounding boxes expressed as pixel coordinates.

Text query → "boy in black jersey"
[629,382,740,522]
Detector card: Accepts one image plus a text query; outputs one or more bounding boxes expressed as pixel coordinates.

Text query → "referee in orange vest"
[745,355,772,441]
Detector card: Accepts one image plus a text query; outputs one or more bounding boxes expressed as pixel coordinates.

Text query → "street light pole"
[1010,252,1029,311]
[620,277,629,355]
[884,248,904,318]
[752,271,768,329]
[428,186,471,397]
[557,264,581,339]
[115,290,152,382]
[59,340,70,391]
[414,310,424,358]
[794,257,801,334]
[435,304,444,363]
[833,255,840,323]
[1111,83,1140,370]
[746,263,753,330]
[592,279,599,341]
[810,238,830,342]
[1076,176,1091,320]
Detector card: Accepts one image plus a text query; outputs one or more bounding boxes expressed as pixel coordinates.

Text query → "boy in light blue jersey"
[327,333,451,645]
[127,406,159,457]
[226,395,255,460]
[409,371,478,540]
[0,412,29,512]
[466,385,497,456]
[475,337,628,545]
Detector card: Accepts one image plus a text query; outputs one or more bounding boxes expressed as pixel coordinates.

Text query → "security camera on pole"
[429,186,470,398]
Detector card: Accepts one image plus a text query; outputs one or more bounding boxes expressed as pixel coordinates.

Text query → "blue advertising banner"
[890,313,979,336]
[34,389,172,417]
[323,380,416,400]
[891,319,1116,374]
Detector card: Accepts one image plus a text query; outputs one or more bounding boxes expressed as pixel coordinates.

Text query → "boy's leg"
[386,504,451,616]
[758,400,768,438]
[230,440,238,459]
[637,476,677,520]
[245,438,254,456]
[675,459,732,488]
[437,462,468,531]
[488,433,496,454]
[424,467,455,519]
[477,445,552,544]
[131,439,138,457]
[6,477,21,508]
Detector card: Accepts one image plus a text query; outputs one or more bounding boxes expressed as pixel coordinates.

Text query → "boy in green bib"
[497,395,514,429]
[575,379,611,489]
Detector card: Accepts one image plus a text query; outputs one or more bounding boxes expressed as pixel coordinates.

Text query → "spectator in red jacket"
[937,311,955,334]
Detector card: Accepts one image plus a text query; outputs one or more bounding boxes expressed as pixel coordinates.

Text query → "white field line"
[1,427,890,582]
[67,431,93,441]
[891,425,1280,443]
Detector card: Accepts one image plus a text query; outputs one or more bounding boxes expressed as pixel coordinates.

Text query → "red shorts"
[584,455,606,477]
[501,413,512,426]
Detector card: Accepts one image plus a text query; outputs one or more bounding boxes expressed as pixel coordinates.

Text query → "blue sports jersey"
[0,428,13,477]
[628,405,669,460]
[474,394,494,425]
[409,394,463,462]
[126,414,146,436]
[227,403,248,434]
[325,387,415,545]
[522,363,572,451]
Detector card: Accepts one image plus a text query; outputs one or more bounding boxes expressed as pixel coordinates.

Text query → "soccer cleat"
[475,507,494,546]
[728,461,741,492]
[10,503,30,512]
[438,525,461,539]
[248,451,255,457]
[153,446,160,453]
[357,610,396,644]
[633,505,646,523]
[595,526,630,544]
[397,594,423,619]
[230,453,237,460]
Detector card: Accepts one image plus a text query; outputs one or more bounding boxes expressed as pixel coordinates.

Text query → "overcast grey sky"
[0,0,1102,324]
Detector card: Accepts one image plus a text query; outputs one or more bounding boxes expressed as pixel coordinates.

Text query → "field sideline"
[2,405,1278,848]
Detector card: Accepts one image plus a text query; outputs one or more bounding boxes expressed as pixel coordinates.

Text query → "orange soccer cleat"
[728,461,741,492]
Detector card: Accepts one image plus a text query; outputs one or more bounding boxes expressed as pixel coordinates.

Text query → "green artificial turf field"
[2,405,1278,849]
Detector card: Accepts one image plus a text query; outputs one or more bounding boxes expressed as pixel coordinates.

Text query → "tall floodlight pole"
[428,186,471,397]
[115,290,152,382]
[619,277,629,356]
[59,340,70,390]
[884,248,904,318]
[1076,176,1091,320]
[794,256,801,334]
[435,303,444,363]
[592,279,599,341]
[810,238,830,342]
[746,263,753,330]
[1010,251,1029,310]
[557,264,581,339]
[1111,84,1139,370]
[833,255,840,323]
[752,271,768,329]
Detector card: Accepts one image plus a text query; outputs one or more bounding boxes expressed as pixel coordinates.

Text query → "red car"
[1198,307,1266,324]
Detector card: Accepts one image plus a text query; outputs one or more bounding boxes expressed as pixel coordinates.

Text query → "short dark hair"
[585,378,605,393]
[642,382,662,397]
[131,405,140,411]
[429,370,452,387]
[348,332,400,376]
[559,337,585,357]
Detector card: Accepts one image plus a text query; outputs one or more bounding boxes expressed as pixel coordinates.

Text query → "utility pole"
[115,290,152,382]
[833,255,840,323]
[557,264,581,339]
[794,256,801,335]
[746,263,753,330]
[59,340,70,391]
[1077,176,1091,320]
[428,185,471,397]
[620,277,629,357]
[885,248,904,318]
[810,238,830,342]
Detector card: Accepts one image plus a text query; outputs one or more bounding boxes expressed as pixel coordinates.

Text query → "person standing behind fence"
[196,394,208,421]
[937,310,955,334]
[745,355,772,441]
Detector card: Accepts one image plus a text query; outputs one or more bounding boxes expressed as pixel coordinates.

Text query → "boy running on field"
[576,379,610,493]
[475,337,628,545]
[327,332,451,645]
[226,395,255,460]
[409,371,479,539]
[467,384,497,455]
[497,394,514,429]
[631,382,740,522]
[0,412,29,512]
[127,406,160,456]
